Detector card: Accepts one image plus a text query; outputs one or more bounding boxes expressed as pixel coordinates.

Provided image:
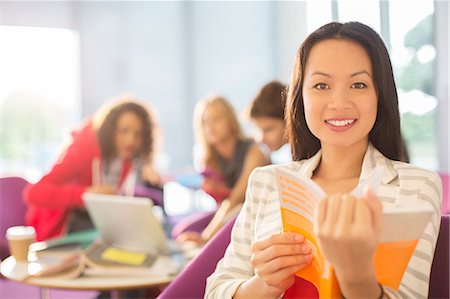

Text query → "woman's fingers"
[316,195,344,240]
[314,198,328,233]
[363,187,383,236]
[252,232,305,252]
[324,194,341,227]
[176,231,202,243]
[335,194,356,236]
[251,232,313,290]
[256,253,312,274]
[317,191,381,238]
[314,190,383,278]
[260,263,310,288]
[252,242,311,265]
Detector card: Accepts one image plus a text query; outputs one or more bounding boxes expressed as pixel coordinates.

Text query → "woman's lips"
[324,118,357,132]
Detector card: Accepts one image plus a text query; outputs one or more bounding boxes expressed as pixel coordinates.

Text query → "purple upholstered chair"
[0,176,29,260]
[170,210,216,239]
[439,173,449,214]
[134,184,164,208]
[158,216,237,299]
[429,214,450,299]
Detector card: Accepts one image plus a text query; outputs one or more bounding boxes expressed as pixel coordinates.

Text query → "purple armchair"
[158,217,237,299]
[439,173,449,213]
[134,184,164,208]
[429,213,449,299]
[170,210,215,239]
[0,177,29,260]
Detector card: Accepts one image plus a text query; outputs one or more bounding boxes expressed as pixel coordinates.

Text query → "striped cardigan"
[205,144,442,299]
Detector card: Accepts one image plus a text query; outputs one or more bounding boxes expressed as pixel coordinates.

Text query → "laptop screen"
[82,193,169,255]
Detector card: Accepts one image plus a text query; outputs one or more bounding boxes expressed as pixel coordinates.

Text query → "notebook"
[82,193,171,255]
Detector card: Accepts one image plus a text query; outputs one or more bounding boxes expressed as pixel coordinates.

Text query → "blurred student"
[24,97,160,241]
[206,22,441,298]
[247,80,291,164]
[176,96,269,245]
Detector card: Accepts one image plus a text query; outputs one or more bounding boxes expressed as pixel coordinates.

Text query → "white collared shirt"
[205,144,442,299]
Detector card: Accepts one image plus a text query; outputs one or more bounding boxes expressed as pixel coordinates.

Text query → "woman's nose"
[125,132,139,145]
[327,89,351,110]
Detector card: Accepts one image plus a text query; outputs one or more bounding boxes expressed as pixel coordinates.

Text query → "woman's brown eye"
[315,83,328,90]
[352,82,367,89]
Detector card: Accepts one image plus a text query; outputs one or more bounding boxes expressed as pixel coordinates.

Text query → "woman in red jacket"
[24,98,159,241]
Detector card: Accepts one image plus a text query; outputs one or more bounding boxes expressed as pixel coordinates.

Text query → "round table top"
[0,256,176,291]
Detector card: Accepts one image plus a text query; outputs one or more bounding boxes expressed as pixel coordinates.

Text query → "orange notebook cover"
[275,167,433,298]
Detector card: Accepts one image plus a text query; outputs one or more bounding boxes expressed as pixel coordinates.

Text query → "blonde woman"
[176,96,269,245]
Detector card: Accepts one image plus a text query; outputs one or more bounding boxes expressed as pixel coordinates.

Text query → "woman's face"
[252,116,286,152]
[114,111,144,159]
[302,39,378,150]
[202,105,234,145]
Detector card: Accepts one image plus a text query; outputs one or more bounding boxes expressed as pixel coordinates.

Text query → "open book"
[275,166,434,298]
[24,240,181,280]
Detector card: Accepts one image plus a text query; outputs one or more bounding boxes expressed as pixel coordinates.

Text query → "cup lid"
[6,226,36,240]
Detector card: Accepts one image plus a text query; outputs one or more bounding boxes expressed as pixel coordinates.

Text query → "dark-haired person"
[247,80,291,164]
[206,22,441,299]
[25,97,160,241]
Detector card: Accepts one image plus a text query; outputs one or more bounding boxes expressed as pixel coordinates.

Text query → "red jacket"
[24,121,131,241]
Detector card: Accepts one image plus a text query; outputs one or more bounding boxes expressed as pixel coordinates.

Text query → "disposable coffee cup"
[6,226,36,261]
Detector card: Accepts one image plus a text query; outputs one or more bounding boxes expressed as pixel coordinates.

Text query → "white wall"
[1,1,75,29]
[5,2,445,171]
[1,1,307,170]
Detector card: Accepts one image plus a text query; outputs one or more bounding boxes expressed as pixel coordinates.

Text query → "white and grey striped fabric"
[205,144,442,299]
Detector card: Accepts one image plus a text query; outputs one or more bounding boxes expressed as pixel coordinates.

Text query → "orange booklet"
[275,167,434,298]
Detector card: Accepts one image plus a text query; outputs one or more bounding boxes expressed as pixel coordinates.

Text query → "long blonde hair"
[193,95,245,172]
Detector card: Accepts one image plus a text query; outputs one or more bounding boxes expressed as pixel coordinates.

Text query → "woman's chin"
[118,151,135,160]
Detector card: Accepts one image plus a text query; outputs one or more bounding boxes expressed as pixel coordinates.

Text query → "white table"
[1,255,184,299]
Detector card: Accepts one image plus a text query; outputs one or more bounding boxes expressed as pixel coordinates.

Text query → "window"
[0,26,80,181]
[389,1,437,170]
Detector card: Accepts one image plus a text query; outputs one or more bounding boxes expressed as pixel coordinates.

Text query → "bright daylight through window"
[0,26,80,182]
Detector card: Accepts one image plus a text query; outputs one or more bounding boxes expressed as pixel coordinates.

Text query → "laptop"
[82,193,171,255]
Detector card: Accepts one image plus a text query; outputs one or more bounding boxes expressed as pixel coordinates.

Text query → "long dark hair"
[286,21,408,162]
[95,99,155,164]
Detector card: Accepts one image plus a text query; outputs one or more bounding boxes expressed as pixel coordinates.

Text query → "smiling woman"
[205,21,442,299]
[302,39,378,152]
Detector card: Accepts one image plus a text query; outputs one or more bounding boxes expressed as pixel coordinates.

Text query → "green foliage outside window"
[396,13,437,169]
[1,93,66,171]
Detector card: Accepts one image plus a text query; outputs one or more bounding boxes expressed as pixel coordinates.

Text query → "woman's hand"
[176,231,206,245]
[249,232,313,297]
[86,185,117,194]
[314,187,382,285]
[141,164,163,187]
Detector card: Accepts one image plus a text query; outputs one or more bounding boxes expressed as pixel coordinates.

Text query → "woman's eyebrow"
[309,70,372,78]
[350,70,372,78]
[310,71,331,78]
